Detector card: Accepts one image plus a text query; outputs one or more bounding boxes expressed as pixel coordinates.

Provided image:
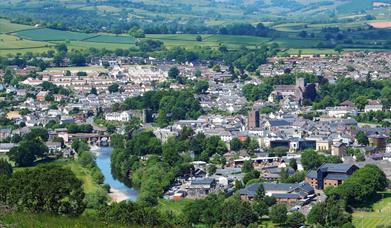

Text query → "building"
[268,78,316,104]
[105,111,132,122]
[364,100,383,113]
[247,110,260,129]
[0,128,12,140]
[368,134,389,152]
[305,163,359,189]
[187,178,217,198]
[0,143,16,154]
[331,142,347,157]
[239,182,314,204]
[36,91,48,102]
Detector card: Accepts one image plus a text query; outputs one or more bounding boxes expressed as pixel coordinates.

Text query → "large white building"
[105,111,132,122]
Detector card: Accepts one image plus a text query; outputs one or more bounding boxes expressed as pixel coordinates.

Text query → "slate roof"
[272,193,301,199]
[318,163,357,173]
[306,170,317,179]
[268,119,290,127]
[191,178,215,186]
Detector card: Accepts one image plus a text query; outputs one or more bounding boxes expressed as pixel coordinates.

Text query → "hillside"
[0,0,390,34]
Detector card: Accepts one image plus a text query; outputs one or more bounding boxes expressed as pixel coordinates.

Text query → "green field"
[0,19,33,33]
[15,28,96,41]
[0,212,130,228]
[84,35,136,44]
[146,34,270,48]
[0,34,51,49]
[353,191,391,228]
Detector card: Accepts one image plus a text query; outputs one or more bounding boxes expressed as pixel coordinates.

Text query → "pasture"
[15,28,96,41]
[85,35,136,44]
[0,19,33,33]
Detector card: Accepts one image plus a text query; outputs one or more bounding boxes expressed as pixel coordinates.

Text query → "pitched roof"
[318,163,357,173]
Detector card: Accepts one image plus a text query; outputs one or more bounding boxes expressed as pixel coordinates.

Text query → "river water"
[95,146,138,201]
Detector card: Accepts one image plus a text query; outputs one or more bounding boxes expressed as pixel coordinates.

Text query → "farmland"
[0,18,32,33]
[84,35,136,44]
[15,28,96,41]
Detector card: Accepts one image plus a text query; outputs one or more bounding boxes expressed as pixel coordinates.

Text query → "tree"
[208,164,217,175]
[307,203,325,225]
[287,212,306,228]
[270,204,287,225]
[354,96,368,110]
[196,35,202,42]
[0,159,12,177]
[55,43,68,53]
[255,183,265,200]
[242,160,253,173]
[78,151,96,168]
[90,87,97,95]
[194,80,209,94]
[69,52,86,66]
[301,149,323,170]
[5,165,85,215]
[8,140,48,167]
[168,67,180,80]
[230,138,242,151]
[356,131,369,145]
[108,83,120,93]
[252,200,268,218]
[289,158,298,171]
[331,165,387,206]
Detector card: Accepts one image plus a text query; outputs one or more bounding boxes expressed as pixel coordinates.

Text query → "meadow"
[0,18,33,33]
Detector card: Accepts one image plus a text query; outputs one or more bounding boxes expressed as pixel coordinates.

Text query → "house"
[331,142,347,157]
[316,139,332,152]
[6,111,21,120]
[364,100,383,113]
[239,182,314,205]
[264,119,290,130]
[0,128,12,140]
[326,106,358,118]
[45,141,62,153]
[36,91,48,102]
[368,134,389,152]
[187,178,217,198]
[0,143,16,154]
[105,111,132,122]
[305,163,359,189]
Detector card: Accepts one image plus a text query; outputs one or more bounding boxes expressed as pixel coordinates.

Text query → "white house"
[105,111,131,122]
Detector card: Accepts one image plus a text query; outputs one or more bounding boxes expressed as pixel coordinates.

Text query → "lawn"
[15,28,96,41]
[353,190,391,228]
[0,19,33,33]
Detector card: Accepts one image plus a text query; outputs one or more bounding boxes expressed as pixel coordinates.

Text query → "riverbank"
[109,188,131,202]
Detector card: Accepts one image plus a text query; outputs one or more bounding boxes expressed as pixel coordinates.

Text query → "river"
[95,146,139,202]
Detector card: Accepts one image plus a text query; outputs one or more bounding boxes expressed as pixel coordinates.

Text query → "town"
[0,50,390,227]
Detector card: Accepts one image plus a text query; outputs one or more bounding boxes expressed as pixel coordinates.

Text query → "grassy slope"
[0,19,33,33]
[353,190,391,227]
